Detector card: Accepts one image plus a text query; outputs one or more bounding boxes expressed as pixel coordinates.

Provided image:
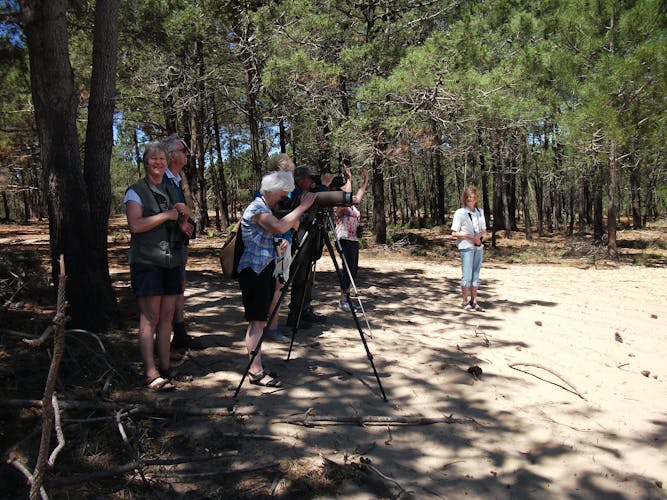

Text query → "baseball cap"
[294,165,318,181]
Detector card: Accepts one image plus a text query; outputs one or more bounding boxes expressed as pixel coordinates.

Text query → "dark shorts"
[131,263,183,297]
[238,263,275,322]
[339,239,359,290]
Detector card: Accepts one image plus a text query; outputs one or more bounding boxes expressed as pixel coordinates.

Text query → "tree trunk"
[577,166,586,234]
[607,140,618,260]
[194,39,209,230]
[490,130,503,246]
[2,192,9,221]
[132,128,143,178]
[593,157,604,241]
[161,72,178,134]
[243,54,262,186]
[226,122,240,221]
[501,170,513,238]
[19,0,116,331]
[568,184,575,236]
[401,163,409,225]
[20,169,30,223]
[190,112,208,230]
[433,125,445,226]
[389,175,397,225]
[478,130,490,228]
[211,95,229,229]
[533,162,544,237]
[629,156,642,229]
[208,136,221,231]
[520,142,532,240]
[83,0,120,327]
[372,136,387,244]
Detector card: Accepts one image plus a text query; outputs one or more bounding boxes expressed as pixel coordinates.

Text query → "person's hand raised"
[320,172,333,187]
[300,191,317,210]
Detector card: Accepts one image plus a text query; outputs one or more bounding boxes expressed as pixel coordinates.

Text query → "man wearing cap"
[161,134,201,352]
[283,165,333,329]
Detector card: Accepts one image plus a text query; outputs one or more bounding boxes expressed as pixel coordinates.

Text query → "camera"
[475,236,483,247]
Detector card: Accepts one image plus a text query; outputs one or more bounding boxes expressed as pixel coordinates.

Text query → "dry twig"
[115,410,150,489]
[7,454,49,500]
[509,362,586,401]
[46,395,65,467]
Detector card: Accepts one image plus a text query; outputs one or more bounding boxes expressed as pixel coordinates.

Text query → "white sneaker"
[339,301,352,312]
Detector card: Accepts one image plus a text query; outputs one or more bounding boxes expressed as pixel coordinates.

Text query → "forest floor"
[1,216,667,499]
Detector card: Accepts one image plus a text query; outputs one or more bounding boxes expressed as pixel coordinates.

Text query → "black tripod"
[234,209,387,401]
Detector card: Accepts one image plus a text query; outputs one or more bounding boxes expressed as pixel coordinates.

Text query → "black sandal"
[160,367,194,382]
[147,376,175,392]
[249,370,283,387]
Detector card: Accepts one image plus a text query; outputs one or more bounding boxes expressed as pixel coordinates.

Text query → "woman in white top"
[451,185,487,311]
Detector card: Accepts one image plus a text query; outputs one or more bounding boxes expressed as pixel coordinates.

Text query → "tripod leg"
[234,322,267,398]
[327,214,374,337]
[287,257,317,360]
[234,220,317,399]
[322,229,387,401]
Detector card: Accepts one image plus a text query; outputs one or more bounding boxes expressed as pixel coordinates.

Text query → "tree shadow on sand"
[2,256,664,499]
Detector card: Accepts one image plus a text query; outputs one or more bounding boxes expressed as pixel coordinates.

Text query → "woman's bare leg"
[245,320,265,374]
[137,296,161,382]
[157,295,177,372]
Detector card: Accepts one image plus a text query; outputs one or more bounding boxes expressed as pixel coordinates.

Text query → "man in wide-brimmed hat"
[282,165,333,329]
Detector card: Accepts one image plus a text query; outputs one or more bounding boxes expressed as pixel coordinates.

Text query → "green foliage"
[0,0,665,229]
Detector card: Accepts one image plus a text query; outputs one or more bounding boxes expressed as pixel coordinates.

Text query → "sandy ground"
[111,249,667,499]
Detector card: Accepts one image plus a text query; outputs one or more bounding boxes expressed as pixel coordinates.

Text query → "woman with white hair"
[237,171,316,387]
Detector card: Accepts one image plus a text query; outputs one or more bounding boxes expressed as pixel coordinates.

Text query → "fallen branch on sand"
[0,398,256,417]
[44,452,239,487]
[273,414,483,427]
[149,463,279,481]
[509,362,587,401]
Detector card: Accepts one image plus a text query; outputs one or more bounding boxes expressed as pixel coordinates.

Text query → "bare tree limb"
[44,452,239,487]
[0,398,256,417]
[30,255,67,500]
[273,414,484,427]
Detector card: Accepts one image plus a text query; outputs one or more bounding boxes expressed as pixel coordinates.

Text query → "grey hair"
[162,133,186,154]
[260,170,294,195]
[142,141,167,168]
[267,153,295,172]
